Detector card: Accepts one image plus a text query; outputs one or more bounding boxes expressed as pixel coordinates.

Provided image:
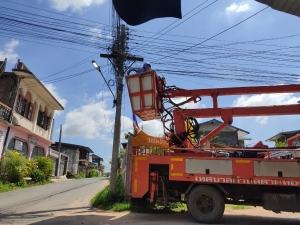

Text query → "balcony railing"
[0,102,11,122]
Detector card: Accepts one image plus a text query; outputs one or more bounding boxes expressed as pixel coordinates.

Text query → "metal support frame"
[167,83,300,148]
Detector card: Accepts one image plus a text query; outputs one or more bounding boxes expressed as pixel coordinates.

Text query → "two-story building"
[266,130,300,146]
[51,142,95,177]
[91,154,104,176]
[198,119,251,147]
[0,59,64,159]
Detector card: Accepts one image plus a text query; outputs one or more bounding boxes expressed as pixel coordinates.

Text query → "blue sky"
[1,0,300,171]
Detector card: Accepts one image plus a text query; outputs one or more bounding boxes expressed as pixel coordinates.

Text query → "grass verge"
[0,182,22,193]
[0,180,53,193]
[226,204,252,210]
[91,175,187,213]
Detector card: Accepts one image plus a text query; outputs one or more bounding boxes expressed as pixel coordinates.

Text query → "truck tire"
[187,185,225,223]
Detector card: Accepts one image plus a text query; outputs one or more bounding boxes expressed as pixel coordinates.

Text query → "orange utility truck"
[123,70,300,223]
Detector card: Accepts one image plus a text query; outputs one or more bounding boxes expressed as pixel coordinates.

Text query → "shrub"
[0,150,29,184]
[89,169,99,178]
[27,160,38,173]
[91,174,125,209]
[74,171,86,179]
[30,169,45,183]
[32,156,53,181]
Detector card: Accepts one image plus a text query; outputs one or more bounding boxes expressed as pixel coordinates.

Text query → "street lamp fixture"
[91,60,116,107]
[92,60,99,70]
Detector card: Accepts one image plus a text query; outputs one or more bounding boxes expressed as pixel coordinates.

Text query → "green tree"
[0,150,29,185]
[275,140,287,148]
[32,156,54,181]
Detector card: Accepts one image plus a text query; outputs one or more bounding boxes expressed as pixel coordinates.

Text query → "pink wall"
[7,126,52,159]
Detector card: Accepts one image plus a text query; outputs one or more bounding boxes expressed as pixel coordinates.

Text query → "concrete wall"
[62,149,79,174]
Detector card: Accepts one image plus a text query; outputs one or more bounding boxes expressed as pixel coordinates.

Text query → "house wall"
[206,131,238,146]
[48,149,69,177]
[61,149,79,174]
[0,123,8,157]
[15,84,54,140]
[5,126,51,159]
[277,134,298,143]
[59,155,68,176]
[199,123,239,146]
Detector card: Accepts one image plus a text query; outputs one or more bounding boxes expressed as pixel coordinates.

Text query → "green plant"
[89,169,99,177]
[167,202,187,212]
[275,140,287,148]
[0,150,29,184]
[91,174,126,209]
[74,171,86,179]
[226,204,251,210]
[32,156,53,181]
[30,169,45,183]
[0,180,22,193]
[27,160,38,173]
[124,131,134,140]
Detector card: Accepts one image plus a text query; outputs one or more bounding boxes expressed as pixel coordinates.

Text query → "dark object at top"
[256,0,300,17]
[112,0,182,26]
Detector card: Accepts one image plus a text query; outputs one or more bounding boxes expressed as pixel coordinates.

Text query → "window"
[31,146,44,158]
[16,94,33,120]
[37,111,51,130]
[7,138,28,158]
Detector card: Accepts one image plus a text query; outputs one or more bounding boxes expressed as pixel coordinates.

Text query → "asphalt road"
[0,177,109,224]
[0,178,300,225]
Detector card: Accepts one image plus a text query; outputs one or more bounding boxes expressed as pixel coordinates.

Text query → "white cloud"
[140,120,164,137]
[63,100,114,140]
[121,115,133,132]
[90,27,103,40]
[232,93,299,125]
[47,0,107,12]
[0,39,19,63]
[171,97,206,109]
[106,35,113,40]
[232,93,299,107]
[96,91,111,99]
[255,116,268,125]
[226,2,251,14]
[62,98,133,145]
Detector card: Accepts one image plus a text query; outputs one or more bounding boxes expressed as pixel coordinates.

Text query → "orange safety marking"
[171,158,183,161]
[170,164,174,170]
[236,160,251,163]
[134,157,147,172]
[170,173,183,177]
[133,179,138,192]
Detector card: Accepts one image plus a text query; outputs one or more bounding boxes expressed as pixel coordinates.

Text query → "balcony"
[0,102,11,122]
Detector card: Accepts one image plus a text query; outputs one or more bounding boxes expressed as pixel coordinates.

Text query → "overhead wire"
[0,6,112,50]
[151,6,270,63]
[131,0,216,51]
[2,0,298,86]
[0,0,111,27]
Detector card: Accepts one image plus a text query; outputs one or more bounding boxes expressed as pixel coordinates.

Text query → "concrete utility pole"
[100,24,143,195]
[109,24,126,194]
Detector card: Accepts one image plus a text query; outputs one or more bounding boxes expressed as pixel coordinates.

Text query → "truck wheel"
[187,185,224,223]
